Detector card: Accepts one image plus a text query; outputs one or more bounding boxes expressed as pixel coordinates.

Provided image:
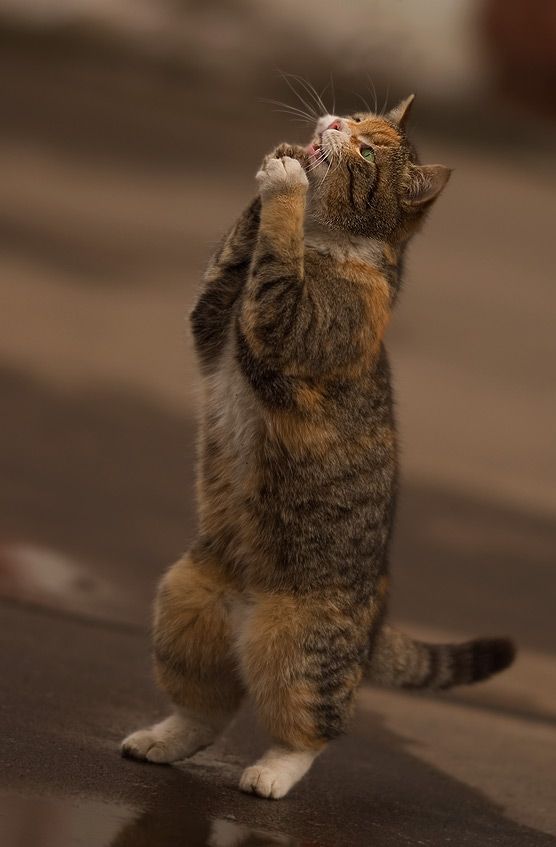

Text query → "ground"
[0,35,555,847]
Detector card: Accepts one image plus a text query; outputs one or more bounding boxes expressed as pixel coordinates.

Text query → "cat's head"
[304,95,451,241]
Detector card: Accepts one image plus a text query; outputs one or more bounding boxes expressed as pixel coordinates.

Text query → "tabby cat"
[121,94,515,799]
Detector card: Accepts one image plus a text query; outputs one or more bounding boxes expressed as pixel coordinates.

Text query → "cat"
[121,94,515,800]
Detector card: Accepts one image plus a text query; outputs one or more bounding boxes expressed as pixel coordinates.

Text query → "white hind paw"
[239,764,292,800]
[239,746,318,800]
[121,713,215,764]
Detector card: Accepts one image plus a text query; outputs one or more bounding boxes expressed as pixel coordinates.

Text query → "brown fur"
[125,96,515,794]
[153,550,244,718]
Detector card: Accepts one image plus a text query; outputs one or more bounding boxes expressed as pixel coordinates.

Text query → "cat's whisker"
[278,71,319,119]
[260,98,315,122]
[306,156,326,174]
[367,72,379,114]
[381,84,390,116]
[318,168,331,189]
[354,91,373,115]
[327,152,344,183]
[328,72,336,114]
[281,71,326,118]
[269,109,313,125]
[317,151,335,188]
[283,72,322,115]
[319,81,332,115]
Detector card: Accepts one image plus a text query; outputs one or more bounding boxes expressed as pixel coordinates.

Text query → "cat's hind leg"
[121,546,244,764]
[236,593,368,798]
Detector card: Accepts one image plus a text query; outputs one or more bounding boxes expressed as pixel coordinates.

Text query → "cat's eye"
[361,147,375,163]
[353,116,362,123]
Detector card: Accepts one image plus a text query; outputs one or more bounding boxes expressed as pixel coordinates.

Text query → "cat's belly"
[197,335,263,576]
[197,334,397,591]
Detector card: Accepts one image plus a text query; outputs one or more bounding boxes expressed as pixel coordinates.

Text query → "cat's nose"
[327,119,342,131]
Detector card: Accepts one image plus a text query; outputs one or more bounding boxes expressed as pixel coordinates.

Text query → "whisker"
[317,141,344,188]
[286,73,324,115]
[354,91,373,114]
[367,73,378,113]
[281,72,326,117]
[277,71,319,118]
[306,157,326,174]
[318,159,331,188]
[381,84,390,116]
[259,98,315,122]
[329,72,336,114]
[328,150,344,180]
[305,149,328,171]
[270,109,313,125]
[319,81,332,115]
[272,113,313,124]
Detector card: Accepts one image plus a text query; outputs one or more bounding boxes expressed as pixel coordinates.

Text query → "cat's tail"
[366,624,516,690]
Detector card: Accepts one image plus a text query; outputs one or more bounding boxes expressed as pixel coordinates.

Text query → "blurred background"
[1,2,555,844]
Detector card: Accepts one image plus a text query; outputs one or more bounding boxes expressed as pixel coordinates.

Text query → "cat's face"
[305,96,450,241]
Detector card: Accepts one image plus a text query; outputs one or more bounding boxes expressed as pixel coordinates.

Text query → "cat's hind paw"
[239,747,318,799]
[121,713,215,764]
[239,764,292,800]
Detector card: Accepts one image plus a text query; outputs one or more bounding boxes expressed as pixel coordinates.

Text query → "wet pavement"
[1,31,556,847]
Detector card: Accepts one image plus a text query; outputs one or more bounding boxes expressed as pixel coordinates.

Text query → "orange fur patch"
[153,552,244,717]
[258,192,306,260]
[351,117,401,147]
[238,593,356,750]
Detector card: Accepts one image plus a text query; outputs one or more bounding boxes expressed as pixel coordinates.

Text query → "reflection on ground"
[0,790,320,847]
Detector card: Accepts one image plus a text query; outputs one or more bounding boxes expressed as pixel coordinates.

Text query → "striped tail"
[367,624,516,690]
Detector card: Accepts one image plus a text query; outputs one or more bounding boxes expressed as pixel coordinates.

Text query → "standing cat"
[122,95,515,799]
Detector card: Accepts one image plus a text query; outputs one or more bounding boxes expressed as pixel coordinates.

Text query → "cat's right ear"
[403,163,452,208]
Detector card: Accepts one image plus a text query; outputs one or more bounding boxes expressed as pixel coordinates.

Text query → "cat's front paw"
[256,155,308,199]
[272,143,310,168]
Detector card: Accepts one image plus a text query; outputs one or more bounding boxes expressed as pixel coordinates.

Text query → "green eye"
[361,147,375,162]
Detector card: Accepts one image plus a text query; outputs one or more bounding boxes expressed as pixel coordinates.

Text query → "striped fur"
[122,97,516,799]
[367,625,516,690]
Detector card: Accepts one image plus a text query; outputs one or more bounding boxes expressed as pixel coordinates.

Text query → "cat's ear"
[403,163,452,208]
[387,94,415,127]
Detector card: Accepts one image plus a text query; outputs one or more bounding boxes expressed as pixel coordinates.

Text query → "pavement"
[1,34,555,847]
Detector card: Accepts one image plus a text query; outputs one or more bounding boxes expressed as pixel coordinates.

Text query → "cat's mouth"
[305,137,327,162]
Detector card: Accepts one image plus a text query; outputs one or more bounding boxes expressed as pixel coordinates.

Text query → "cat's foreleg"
[121,546,244,763]
[237,152,311,370]
[191,197,260,368]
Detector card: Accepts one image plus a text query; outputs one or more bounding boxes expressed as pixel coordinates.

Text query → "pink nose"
[327,119,342,131]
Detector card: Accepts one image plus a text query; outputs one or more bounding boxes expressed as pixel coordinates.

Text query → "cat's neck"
[304,217,386,269]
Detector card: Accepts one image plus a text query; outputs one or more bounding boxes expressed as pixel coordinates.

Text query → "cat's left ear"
[403,163,452,208]
[387,94,415,128]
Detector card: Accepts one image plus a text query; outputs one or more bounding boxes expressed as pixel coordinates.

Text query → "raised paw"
[256,155,308,199]
[273,143,310,168]
[121,713,215,764]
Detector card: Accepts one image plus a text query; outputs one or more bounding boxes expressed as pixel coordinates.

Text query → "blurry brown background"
[1,2,555,845]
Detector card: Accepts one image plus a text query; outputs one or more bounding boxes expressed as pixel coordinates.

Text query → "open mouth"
[305,135,327,162]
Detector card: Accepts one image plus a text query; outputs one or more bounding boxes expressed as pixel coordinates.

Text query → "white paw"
[239,764,292,799]
[121,713,215,764]
[256,156,308,198]
[239,746,318,799]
